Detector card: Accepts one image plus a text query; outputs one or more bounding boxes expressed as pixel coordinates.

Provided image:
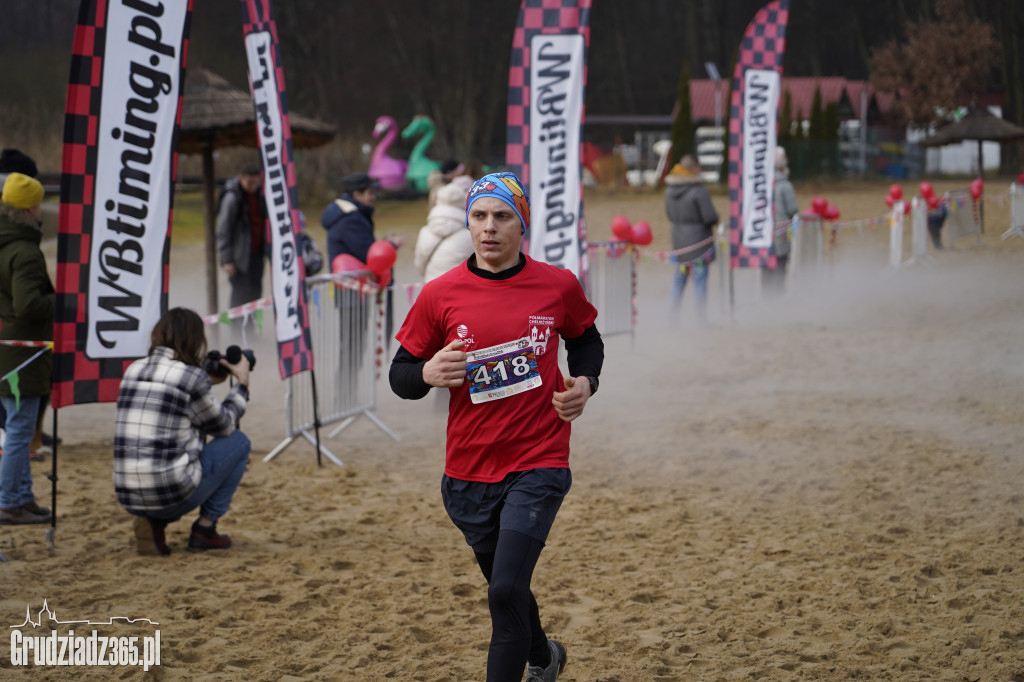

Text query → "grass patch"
[171,190,209,243]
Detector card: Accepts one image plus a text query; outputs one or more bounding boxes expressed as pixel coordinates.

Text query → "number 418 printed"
[472,355,532,385]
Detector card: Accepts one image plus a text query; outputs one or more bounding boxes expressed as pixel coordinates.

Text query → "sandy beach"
[2,184,1023,680]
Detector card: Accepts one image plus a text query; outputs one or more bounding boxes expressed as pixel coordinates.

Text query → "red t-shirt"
[396,256,598,483]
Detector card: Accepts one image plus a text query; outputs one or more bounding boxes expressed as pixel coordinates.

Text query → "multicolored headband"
[466,172,530,232]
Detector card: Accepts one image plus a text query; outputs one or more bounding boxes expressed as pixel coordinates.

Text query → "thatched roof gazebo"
[178,67,336,314]
[918,106,1024,180]
[919,106,1024,232]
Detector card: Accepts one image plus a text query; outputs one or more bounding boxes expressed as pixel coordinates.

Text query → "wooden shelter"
[918,106,1024,180]
[178,67,336,314]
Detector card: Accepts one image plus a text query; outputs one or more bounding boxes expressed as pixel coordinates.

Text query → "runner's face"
[468,197,523,272]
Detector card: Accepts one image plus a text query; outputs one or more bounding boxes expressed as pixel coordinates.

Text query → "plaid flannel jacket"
[114,346,249,513]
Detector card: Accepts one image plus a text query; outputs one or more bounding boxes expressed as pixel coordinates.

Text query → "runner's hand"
[552,375,590,422]
[422,339,467,388]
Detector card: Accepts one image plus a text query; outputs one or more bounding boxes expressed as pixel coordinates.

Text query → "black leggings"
[474,530,551,682]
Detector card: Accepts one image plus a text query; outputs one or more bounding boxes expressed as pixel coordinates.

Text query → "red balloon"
[969,178,984,200]
[611,215,633,242]
[927,195,941,210]
[375,269,392,288]
[366,239,397,275]
[919,181,934,199]
[823,205,840,221]
[888,184,903,200]
[903,201,912,215]
[1017,172,1024,186]
[630,220,653,246]
[811,196,828,215]
[332,253,367,274]
[884,195,895,209]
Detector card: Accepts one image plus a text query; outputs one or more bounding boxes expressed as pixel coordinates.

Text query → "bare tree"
[869,0,999,125]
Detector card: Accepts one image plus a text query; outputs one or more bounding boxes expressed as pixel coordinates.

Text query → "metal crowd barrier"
[264,272,399,466]
[585,241,635,346]
[790,214,826,287]
[943,188,982,245]
[1002,182,1023,240]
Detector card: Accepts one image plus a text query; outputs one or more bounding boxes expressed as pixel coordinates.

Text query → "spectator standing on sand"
[0,148,58,462]
[216,163,267,310]
[927,200,948,250]
[0,173,53,525]
[766,146,798,297]
[664,155,719,324]
[321,171,404,341]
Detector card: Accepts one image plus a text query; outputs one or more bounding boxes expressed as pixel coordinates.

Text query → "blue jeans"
[670,253,710,321]
[135,430,250,524]
[0,395,41,508]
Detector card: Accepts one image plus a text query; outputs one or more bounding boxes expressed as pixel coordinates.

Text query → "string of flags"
[635,235,717,265]
[0,340,53,348]
[0,345,51,413]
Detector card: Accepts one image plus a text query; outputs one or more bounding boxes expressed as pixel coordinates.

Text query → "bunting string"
[0,340,54,348]
[0,345,50,412]
[201,297,274,326]
[635,235,716,264]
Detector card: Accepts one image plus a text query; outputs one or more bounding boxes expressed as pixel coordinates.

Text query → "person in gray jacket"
[216,164,266,309]
[766,147,798,297]
[664,155,719,323]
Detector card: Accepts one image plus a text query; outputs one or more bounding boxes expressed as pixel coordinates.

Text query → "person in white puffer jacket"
[414,178,475,282]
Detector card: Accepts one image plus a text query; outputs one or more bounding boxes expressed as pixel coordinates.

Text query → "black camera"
[203,345,256,378]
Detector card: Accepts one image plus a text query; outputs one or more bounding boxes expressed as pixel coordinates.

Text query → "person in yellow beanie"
[1,172,44,212]
[0,171,54,525]
[664,155,719,325]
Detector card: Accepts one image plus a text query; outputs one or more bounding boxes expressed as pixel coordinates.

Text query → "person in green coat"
[0,172,54,525]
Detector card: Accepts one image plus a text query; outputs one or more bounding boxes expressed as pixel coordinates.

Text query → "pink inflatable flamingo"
[368,116,408,191]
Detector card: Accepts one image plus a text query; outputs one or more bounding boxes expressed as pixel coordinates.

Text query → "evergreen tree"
[808,86,826,141]
[778,90,793,145]
[668,60,694,170]
[823,102,840,141]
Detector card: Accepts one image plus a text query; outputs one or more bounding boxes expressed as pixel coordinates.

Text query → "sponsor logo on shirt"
[527,315,555,356]
[455,323,476,351]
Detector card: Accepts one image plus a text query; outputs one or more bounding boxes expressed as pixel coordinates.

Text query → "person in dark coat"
[216,163,267,309]
[927,202,948,250]
[321,172,404,339]
[664,155,719,324]
[0,173,53,525]
[320,172,385,265]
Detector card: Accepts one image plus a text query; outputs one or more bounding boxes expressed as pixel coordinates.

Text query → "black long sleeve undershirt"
[389,347,432,400]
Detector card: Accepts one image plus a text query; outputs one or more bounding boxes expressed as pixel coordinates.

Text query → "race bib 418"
[465,337,542,404]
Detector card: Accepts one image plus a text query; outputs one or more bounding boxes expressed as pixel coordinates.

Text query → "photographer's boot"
[187,519,232,551]
[133,516,171,556]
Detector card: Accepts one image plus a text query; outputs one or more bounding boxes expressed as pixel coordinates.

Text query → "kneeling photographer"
[114,307,254,556]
